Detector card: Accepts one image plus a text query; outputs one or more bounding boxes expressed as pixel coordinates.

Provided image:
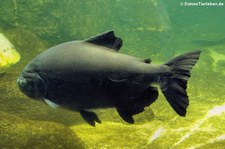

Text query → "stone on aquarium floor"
[70,101,225,149]
[0,111,85,149]
[0,33,20,73]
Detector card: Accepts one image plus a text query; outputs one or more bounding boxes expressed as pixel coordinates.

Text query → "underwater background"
[0,0,225,148]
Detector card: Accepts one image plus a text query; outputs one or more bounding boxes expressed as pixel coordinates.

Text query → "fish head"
[17,71,47,99]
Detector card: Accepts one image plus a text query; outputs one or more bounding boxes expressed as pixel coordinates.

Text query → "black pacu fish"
[17,31,201,126]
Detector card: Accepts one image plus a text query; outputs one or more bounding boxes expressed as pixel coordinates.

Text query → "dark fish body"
[17,31,201,126]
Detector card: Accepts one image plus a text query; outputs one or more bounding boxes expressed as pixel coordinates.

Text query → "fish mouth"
[17,73,48,99]
[17,76,27,87]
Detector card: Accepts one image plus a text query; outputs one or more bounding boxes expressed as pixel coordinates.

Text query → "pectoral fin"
[80,110,101,126]
[116,106,135,124]
[43,98,59,108]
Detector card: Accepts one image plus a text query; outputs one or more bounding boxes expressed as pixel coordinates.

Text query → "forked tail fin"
[160,50,201,116]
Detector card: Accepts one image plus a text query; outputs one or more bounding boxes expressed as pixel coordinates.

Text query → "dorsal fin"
[85,31,123,51]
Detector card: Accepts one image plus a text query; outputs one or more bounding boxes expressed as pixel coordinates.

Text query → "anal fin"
[116,86,158,124]
[135,86,159,107]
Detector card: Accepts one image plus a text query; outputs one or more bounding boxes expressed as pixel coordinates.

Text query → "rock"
[0,111,85,149]
[0,0,172,53]
[71,121,164,148]
[0,33,20,73]
[69,99,225,148]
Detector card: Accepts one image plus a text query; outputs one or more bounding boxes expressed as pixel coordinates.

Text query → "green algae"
[0,111,85,149]
[0,0,171,53]
[70,99,225,149]
[0,0,225,148]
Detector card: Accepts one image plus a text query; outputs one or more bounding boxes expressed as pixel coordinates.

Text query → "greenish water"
[1,0,225,148]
